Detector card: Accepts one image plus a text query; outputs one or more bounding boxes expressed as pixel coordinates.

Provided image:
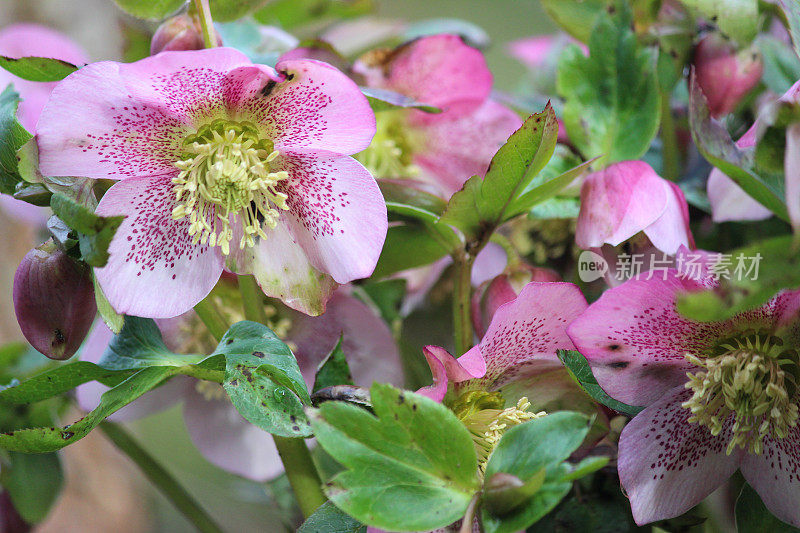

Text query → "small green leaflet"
[0,85,32,195]
[99,316,204,370]
[113,0,186,19]
[313,337,354,394]
[0,451,63,523]
[361,87,441,114]
[298,501,366,533]
[557,350,643,417]
[0,56,78,82]
[50,193,125,268]
[371,222,451,279]
[0,361,131,405]
[309,383,481,531]
[735,483,800,532]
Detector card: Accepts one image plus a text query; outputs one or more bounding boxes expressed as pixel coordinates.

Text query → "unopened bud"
[693,33,763,117]
[150,14,222,55]
[484,470,545,515]
[472,264,560,336]
[13,240,96,360]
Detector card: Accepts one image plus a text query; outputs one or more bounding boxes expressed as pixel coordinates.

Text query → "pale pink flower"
[568,272,800,526]
[36,48,386,318]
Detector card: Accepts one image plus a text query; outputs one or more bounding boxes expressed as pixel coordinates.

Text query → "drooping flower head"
[37,48,386,318]
[568,271,800,526]
[353,34,522,196]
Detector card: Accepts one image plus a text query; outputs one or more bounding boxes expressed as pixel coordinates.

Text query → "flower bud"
[472,264,561,337]
[13,240,96,360]
[693,33,763,117]
[0,491,30,533]
[483,471,545,515]
[150,14,221,55]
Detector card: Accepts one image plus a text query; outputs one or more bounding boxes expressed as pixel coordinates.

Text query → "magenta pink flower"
[693,34,763,118]
[353,34,521,196]
[707,80,800,223]
[77,290,402,481]
[576,160,694,256]
[567,272,800,526]
[507,34,587,70]
[36,48,386,318]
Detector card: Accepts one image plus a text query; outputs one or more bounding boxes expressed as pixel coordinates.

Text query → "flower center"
[355,111,419,179]
[172,119,290,255]
[682,332,799,455]
[452,390,545,469]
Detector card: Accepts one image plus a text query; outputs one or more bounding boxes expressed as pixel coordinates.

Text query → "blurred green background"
[0,1,554,531]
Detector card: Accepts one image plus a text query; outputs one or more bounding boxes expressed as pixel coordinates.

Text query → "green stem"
[660,89,680,181]
[272,435,327,517]
[193,295,228,342]
[453,252,475,356]
[237,275,327,517]
[99,422,224,533]
[238,275,268,325]
[192,0,216,49]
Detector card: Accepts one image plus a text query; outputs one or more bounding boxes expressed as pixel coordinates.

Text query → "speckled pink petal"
[287,291,403,387]
[231,218,338,316]
[740,425,800,528]
[268,58,375,155]
[575,161,669,250]
[477,282,587,388]
[378,34,492,116]
[183,385,286,481]
[416,345,486,402]
[566,272,715,406]
[94,175,224,318]
[618,386,742,525]
[413,99,522,196]
[277,151,387,284]
[642,182,694,254]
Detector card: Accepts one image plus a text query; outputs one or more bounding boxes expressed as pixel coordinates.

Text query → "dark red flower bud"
[150,14,222,55]
[13,240,96,360]
[693,33,763,117]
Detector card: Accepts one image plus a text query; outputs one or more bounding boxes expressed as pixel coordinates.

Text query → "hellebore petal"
[785,123,800,234]
[416,345,486,402]
[13,240,96,360]
[618,386,743,525]
[576,161,692,255]
[693,34,763,118]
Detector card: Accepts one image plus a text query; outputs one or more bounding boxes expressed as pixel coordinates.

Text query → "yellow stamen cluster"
[453,391,545,470]
[172,120,289,255]
[355,111,420,179]
[683,333,799,455]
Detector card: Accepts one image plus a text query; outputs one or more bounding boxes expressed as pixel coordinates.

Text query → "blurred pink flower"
[77,290,402,481]
[568,271,800,526]
[693,34,763,118]
[354,34,521,196]
[36,48,386,318]
[507,34,587,70]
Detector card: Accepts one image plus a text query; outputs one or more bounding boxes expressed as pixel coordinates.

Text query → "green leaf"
[218,321,312,438]
[99,316,202,370]
[1,452,63,523]
[210,0,269,22]
[557,350,644,417]
[677,235,800,321]
[680,0,758,43]
[113,0,186,19]
[361,87,441,114]
[309,383,480,531]
[0,85,32,195]
[481,412,593,533]
[313,337,354,394]
[0,362,131,405]
[759,35,800,94]
[371,223,451,279]
[253,0,373,29]
[557,1,661,164]
[506,158,594,219]
[440,103,559,240]
[560,456,609,481]
[94,275,124,334]
[49,193,124,267]
[540,0,609,43]
[687,73,789,220]
[783,0,800,59]
[378,179,446,223]
[0,366,178,452]
[355,278,406,325]
[0,56,78,82]
[298,501,366,533]
[735,483,800,532]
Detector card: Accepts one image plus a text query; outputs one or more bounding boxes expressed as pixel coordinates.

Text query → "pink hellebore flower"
[0,23,88,225]
[36,48,386,318]
[77,291,402,481]
[575,161,694,283]
[567,271,800,526]
[707,80,800,223]
[353,34,522,196]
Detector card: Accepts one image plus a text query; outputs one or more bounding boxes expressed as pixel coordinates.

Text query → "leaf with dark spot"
[557,350,643,417]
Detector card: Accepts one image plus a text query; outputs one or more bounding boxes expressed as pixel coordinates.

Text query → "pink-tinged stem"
[192,0,216,49]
